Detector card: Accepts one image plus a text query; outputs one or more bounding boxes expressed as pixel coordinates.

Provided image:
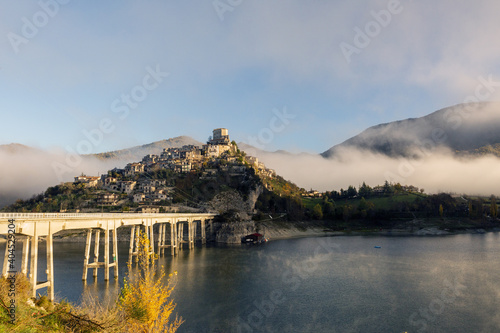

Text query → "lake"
[4,233,500,332]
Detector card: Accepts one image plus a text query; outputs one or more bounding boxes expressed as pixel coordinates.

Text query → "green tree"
[323,201,335,219]
[490,195,498,218]
[358,197,368,211]
[312,203,323,220]
[383,181,394,196]
[347,185,357,198]
[343,204,352,222]
[358,182,372,198]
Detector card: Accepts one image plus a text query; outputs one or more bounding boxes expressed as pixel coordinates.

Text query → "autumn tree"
[119,231,183,332]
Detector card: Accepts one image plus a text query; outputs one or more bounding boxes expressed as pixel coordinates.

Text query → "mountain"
[0,143,41,154]
[91,136,203,161]
[322,102,500,158]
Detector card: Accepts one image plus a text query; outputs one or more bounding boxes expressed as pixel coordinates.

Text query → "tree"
[119,231,183,332]
[383,181,394,196]
[323,201,335,219]
[358,197,368,211]
[347,185,357,198]
[343,204,352,222]
[358,182,373,198]
[312,203,323,220]
[439,204,444,218]
[490,195,498,218]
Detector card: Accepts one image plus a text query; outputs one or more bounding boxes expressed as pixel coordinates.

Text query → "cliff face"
[209,185,263,218]
[207,185,264,243]
[213,221,256,244]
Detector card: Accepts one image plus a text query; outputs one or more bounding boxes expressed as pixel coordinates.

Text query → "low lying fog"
[0,149,123,207]
[243,147,500,196]
[1,144,499,208]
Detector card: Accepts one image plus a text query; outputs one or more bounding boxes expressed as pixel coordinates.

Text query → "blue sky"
[2,0,500,154]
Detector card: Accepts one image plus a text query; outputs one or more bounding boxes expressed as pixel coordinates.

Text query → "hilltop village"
[4,128,498,236]
[71,128,277,213]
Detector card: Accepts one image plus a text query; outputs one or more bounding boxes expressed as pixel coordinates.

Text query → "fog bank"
[244,146,500,196]
[0,149,123,207]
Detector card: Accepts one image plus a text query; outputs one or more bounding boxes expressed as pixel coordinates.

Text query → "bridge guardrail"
[0,212,217,219]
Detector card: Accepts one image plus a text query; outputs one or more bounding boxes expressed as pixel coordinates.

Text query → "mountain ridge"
[321,102,500,158]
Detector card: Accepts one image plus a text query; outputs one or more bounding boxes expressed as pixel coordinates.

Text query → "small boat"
[242,233,267,244]
[374,246,381,249]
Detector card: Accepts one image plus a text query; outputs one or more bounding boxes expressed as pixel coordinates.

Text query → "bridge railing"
[0,212,217,219]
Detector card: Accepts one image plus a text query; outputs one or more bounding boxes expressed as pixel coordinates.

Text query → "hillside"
[456,143,500,158]
[92,136,203,161]
[322,102,500,158]
[0,143,40,154]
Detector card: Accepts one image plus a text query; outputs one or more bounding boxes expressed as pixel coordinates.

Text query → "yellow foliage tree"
[119,231,183,332]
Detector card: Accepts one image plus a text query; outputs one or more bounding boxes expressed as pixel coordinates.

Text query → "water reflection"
[2,234,500,332]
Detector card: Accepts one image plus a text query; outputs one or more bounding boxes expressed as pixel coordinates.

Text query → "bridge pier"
[178,222,184,250]
[201,218,206,244]
[149,219,154,255]
[1,227,54,300]
[82,221,118,282]
[188,219,194,249]
[27,222,55,300]
[129,225,140,263]
[22,237,29,275]
[157,221,176,256]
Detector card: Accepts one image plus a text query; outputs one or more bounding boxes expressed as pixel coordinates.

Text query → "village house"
[246,156,259,168]
[137,206,160,214]
[74,175,100,188]
[142,154,159,165]
[124,163,145,177]
[174,161,191,173]
[133,193,146,203]
[161,148,180,160]
[373,186,385,195]
[153,190,171,201]
[121,181,136,194]
[143,185,156,194]
[180,145,202,161]
[104,177,117,187]
[97,193,120,206]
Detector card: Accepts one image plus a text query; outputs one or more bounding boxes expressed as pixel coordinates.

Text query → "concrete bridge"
[0,212,216,301]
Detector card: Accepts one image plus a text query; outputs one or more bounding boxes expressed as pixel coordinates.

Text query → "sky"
[2,0,500,155]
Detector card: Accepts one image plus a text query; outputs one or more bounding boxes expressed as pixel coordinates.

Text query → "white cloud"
[245,146,500,196]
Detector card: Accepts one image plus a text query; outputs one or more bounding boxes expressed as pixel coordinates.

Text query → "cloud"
[243,146,500,196]
[0,148,122,207]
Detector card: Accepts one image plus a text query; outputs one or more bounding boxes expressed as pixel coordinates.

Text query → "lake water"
[4,233,500,332]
